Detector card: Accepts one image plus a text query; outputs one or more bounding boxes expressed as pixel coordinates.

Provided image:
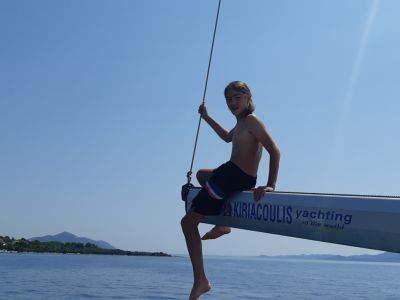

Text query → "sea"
[1,253,399,300]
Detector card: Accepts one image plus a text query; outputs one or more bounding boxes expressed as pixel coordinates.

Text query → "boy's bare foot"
[201,226,231,240]
[189,279,211,300]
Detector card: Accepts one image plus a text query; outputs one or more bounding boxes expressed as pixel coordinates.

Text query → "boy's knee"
[196,169,210,187]
[196,170,203,184]
[181,214,199,229]
[181,215,190,229]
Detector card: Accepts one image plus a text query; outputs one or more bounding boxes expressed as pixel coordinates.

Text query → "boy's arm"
[199,103,233,143]
[248,115,280,190]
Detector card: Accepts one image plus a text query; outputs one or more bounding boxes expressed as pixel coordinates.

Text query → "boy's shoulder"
[243,114,268,133]
[244,113,263,125]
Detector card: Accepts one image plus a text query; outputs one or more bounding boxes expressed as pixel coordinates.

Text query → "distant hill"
[29,232,115,249]
[259,252,400,263]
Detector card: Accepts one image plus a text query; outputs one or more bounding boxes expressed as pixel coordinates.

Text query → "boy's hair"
[224,81,255,114]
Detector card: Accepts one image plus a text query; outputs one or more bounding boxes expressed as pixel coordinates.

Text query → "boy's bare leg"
[201,225,231,240]
[197,169,232,241]
[181,211,211,300]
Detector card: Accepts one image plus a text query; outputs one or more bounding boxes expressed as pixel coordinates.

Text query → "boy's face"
[225,90,249,117]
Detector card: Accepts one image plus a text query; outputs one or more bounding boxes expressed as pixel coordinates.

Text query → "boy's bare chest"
[232,123,257,146]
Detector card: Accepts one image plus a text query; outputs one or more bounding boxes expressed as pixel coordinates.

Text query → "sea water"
[0,253,399,299]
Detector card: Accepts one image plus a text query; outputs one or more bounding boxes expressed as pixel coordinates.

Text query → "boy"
[181,81,280,300]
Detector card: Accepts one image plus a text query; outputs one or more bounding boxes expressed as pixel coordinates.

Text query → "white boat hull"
[186,188,400,253]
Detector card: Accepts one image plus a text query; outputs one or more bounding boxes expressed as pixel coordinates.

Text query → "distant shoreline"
[0,236,171,257]
[174,253,400,263]
[0,250,171,257]
[256,253,400,263]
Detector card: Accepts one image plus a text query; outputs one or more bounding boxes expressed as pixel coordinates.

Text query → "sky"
[1,0,399,256]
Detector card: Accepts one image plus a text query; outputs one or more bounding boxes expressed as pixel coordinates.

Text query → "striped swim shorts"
[191,161,257,216]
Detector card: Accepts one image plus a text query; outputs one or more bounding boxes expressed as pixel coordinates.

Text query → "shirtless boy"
[181,81,280,300]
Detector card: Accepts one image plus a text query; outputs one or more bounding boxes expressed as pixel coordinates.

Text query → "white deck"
[186,188,400,253]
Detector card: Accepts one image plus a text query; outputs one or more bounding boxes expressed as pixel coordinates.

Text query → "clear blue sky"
[1,0,399,256]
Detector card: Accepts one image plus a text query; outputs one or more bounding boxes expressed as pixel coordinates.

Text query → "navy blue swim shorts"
[191,161,257,216]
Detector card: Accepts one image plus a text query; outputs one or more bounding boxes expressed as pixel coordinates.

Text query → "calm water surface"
[0,253,399,299]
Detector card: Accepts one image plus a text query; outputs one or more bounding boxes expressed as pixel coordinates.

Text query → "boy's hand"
[198,103,209,119]
[253,186,274,201]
